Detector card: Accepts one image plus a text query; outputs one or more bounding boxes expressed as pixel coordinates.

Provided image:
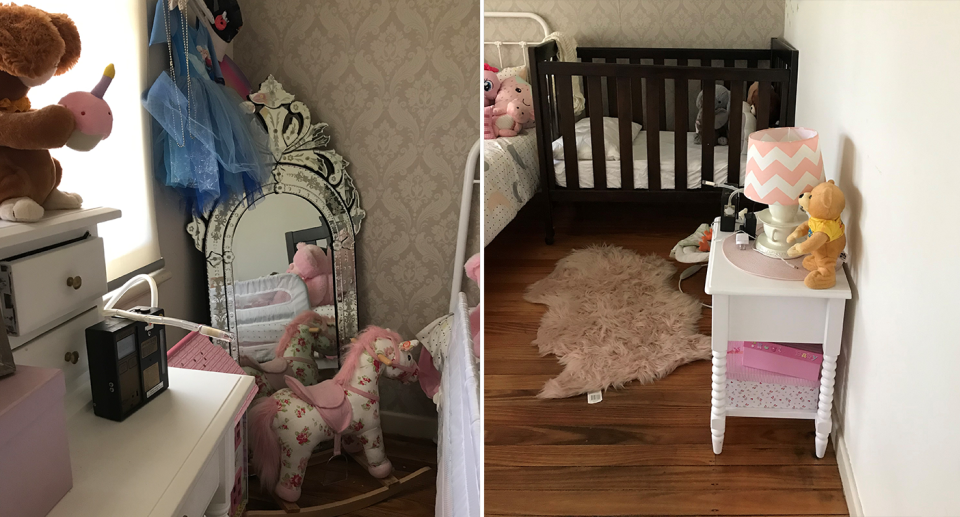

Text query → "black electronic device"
[720,214,737,232]
[85,307,168,421]
[743,211,758,238]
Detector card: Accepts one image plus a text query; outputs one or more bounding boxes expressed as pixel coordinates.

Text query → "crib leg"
[543,195,555,245]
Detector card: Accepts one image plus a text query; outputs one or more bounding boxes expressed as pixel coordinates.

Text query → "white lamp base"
[754,208,808,259]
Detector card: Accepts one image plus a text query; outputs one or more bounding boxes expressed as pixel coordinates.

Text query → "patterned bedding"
[483,131,540,246]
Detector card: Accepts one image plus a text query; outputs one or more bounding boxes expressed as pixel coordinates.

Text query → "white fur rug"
[525,245,711,398]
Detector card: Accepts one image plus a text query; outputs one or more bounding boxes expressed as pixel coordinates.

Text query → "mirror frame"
[187,75,366,360]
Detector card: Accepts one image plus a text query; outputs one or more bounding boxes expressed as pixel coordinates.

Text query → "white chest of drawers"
[5,208,255,517]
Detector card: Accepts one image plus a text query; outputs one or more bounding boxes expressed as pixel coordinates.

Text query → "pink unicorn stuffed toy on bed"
[483,63,500,107]
[483,76,535,139]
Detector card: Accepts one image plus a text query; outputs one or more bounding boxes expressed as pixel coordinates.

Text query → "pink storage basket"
[742,341,823,382]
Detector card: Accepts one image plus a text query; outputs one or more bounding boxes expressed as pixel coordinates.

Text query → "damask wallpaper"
[485,0,785,67]
[234,0,479,418]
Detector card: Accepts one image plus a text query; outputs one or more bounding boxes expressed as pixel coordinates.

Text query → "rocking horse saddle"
[284,376,353,433]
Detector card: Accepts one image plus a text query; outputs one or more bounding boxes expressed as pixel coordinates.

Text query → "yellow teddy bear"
[787,180,846,289]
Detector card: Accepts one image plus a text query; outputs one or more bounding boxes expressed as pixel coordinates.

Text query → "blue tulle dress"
[143,2,269,215]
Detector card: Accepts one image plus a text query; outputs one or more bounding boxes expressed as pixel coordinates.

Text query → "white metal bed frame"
[450,12,552,312]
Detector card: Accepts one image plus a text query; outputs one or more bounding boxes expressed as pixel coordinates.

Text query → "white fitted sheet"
[554,131,747,189]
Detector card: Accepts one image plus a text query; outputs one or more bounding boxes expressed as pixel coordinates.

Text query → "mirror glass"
[232,195,329,281]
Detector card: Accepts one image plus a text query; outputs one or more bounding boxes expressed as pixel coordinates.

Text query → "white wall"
[784,2,960,514]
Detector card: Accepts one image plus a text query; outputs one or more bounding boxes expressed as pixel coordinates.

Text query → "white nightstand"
[704,218,852,458]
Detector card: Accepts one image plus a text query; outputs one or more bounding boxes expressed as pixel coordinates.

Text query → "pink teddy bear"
[286,243,335,307]
[483,76,535,139]
[483,63,500,107]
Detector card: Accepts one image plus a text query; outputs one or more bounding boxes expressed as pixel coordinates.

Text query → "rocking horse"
[240,311,338,399]
[247,326,431,514]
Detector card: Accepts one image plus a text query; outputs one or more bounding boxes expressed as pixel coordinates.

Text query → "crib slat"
[557,75,580,189]
[606,58,618,117]
[728,81,744,186]
[675,76,688,191]
[757,81,771,130]
[629,57,644,125]
[646,78,661,191]
[617,77,635,190]
[701,80,715,184]
[724,59,734,92]
[587,76,606,189]
[654,58,667,129]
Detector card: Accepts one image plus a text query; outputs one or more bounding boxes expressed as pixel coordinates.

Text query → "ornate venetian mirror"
[187,76,365,363]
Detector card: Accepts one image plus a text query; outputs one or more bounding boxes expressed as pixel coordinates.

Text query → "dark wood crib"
[528,38,799,244]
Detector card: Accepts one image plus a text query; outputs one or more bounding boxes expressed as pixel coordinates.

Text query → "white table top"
[49,368,254,517]
[705,218,852,300]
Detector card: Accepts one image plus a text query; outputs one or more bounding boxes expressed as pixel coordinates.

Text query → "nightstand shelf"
[704,218,852,458]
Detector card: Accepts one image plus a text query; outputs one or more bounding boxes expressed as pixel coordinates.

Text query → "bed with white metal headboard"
[481,11,553,247]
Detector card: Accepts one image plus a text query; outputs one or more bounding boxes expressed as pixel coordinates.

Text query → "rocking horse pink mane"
[333,326,402,385]
[273,311,335,356]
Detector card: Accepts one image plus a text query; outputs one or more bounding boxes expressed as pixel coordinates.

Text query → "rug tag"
[587,391,602,404]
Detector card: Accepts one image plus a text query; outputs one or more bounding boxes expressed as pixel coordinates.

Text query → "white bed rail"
[484,11,552,70]
[450,138,481,313]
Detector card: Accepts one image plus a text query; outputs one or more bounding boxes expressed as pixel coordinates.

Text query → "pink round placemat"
[721,234,839,281]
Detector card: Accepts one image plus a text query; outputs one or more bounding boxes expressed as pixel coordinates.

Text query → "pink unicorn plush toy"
[286,243,335,307]
[484,76,534,139]
[249,327,421,502]
[483,63,500,107]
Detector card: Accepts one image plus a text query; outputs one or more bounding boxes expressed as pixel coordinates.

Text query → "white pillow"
[740,101,757,155]
[496,65,528,82]
[552,117,642,161]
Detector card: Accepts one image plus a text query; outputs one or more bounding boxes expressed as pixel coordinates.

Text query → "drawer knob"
[64,351,79,365]
[66,276,82,290]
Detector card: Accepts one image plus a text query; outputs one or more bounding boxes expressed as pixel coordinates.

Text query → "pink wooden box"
[742,342,823,382]
[0,365,73,517]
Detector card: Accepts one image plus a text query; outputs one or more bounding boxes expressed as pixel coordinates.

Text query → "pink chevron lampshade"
[745,127,824,204]
[745,127,825,258]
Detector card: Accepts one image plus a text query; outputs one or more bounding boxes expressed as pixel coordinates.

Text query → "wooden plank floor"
[484,201,847,516]
[247,435,437,516]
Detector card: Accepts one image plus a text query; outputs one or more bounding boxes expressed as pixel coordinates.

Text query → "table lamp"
[744,127,824,258]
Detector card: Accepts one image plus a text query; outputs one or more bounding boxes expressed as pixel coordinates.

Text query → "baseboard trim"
[833,423,863,517]
[380,410,438,442]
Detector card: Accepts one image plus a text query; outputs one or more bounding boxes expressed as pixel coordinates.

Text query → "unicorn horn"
[91,64,115,99]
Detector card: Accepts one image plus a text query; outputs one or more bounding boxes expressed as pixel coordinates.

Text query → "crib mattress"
[554,131,746,189]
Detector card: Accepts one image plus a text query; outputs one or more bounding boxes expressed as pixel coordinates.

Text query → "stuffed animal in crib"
[285,242,335,307]
[483,63,500,107]
[240,311,338,398]
[0,5,113,222]
[249,327,421,502]
[787,180,846,289]
[485,76,535,139]
[747,81,781,129]
[694,84,731,146]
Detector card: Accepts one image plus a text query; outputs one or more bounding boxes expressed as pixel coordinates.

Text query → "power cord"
[679,264,711,309]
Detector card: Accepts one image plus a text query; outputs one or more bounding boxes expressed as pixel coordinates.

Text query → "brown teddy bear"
[787,180,846,289]
[0,4,83,222]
